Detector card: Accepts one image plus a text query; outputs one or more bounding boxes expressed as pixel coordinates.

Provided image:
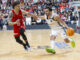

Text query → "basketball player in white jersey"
[43,7,75,54]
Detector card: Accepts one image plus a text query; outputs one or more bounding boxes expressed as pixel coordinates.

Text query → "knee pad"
[15,37,23,44]
[19,28,25,35]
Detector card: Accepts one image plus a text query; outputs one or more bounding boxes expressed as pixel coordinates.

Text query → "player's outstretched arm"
[21,9,38,21]
[54,15,69,28]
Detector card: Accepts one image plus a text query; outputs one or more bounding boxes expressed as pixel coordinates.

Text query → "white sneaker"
[28,47,33,51]
[25,46,33,51]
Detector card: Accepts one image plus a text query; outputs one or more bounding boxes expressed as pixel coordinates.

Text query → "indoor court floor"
[0,29,80,60]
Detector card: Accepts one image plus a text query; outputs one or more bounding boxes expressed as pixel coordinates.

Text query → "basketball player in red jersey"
[8,1,38,51]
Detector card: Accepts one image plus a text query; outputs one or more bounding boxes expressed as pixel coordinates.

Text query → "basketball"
[66,28,75,36]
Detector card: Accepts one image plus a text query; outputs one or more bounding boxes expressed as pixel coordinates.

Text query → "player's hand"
[15,19,20,26]
[66,26,70,29]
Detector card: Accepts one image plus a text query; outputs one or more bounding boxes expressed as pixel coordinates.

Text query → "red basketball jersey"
[11,9,25,37]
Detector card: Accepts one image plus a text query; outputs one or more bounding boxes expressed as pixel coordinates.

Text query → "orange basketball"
[66,28,75,36]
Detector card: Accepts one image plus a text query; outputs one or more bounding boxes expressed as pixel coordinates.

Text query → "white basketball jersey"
[46,11,63,30]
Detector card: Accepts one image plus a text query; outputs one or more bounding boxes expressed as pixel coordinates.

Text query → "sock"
[50,40,55,49]
[68,38,73,42]
[26,41,30,48]
[23,44,27,50]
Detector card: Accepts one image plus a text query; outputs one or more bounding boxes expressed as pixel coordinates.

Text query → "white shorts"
[50,29,68,39]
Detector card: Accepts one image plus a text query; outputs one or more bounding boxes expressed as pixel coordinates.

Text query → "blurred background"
[0,0,80,33]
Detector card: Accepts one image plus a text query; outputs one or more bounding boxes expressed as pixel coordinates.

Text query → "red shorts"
[13,25,25,37]
[13,27,20,37]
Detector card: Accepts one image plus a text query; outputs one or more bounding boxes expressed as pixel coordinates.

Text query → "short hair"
[12,1,20,9]
[45,7,52,11]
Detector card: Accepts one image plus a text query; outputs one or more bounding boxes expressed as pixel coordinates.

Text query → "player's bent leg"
[15,36,27,50]
[69,38,76,48]
[19,28,31,50]
[46,35,56,54]
[64,38,70,43]
[61,32,70,43]
[19,28,27,40]
[61,30,76,48]
[62,34,76,48]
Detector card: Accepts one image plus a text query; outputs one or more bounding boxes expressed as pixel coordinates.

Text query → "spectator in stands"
[61,14,66,21]
[72,14,78,24]
[0,14,3,30]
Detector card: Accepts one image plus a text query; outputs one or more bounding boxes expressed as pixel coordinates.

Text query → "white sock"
[50,40,55,49]
[68,38,73,42]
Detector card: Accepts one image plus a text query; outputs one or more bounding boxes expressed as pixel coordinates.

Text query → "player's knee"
[19,29,27,40]
[19,28,25,35]
[50,35,56,40]
[15,37,23,44]
[23,36,27,40]
[64,38,70,43]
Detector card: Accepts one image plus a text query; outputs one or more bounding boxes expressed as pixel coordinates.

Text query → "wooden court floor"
[0,30,80,60]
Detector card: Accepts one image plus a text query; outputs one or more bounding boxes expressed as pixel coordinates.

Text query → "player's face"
[15,4,20,11]
[44,9,50,15]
